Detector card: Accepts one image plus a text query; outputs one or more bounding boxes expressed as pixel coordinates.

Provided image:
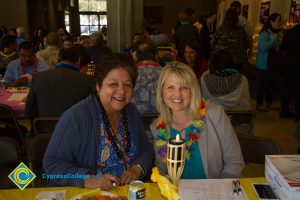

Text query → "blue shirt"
[170,125,207,179]
[4,58,49,87]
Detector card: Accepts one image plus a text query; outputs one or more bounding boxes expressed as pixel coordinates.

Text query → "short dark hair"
[210,50,235,74]
[95,53,137,87]
[260,13,281,33]
[18,41,34,51]
[136,41,158,62]
[230,1,241,9]
[1,35,17,50]
[58,47,80,63]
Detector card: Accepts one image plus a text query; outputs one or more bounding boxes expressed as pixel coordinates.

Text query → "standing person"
[182,41,208,78]
[211,8,250,72]
[0,35,18,75]
[25,47,94,119]
[199,11,217,60]
[4,41,49,87]
[43,53,154,189]
[280,23,300,120]
[150,62,244,179]
[256,13,282,110]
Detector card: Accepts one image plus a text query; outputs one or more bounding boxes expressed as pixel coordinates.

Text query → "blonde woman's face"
[162,74,191,114]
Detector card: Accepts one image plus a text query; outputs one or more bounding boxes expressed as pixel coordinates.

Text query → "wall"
[0,0,29,34]
[218,0,291,33]
[143,0,218,34]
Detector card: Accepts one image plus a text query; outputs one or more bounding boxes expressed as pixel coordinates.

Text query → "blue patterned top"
[96,110,137,178]
[132,61,161,114]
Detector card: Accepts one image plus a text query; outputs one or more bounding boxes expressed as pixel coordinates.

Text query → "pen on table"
[236,180,242,194]
[232,180,237,196]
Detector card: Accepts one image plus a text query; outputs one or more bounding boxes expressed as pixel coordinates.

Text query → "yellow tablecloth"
[0,178,267,200]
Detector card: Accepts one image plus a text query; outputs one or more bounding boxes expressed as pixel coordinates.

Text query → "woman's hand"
[119,166,142,186]
[83,174,117,190]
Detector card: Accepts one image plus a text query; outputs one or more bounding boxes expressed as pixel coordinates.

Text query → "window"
[64,10,70,33]
[79,0,107,36]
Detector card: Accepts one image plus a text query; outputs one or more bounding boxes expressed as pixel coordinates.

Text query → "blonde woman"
[150,62,244,179]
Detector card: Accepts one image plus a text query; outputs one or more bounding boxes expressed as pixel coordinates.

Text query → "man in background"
[86,31,111,64]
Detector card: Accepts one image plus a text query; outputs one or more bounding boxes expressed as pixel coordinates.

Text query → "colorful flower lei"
[155,99,206,162]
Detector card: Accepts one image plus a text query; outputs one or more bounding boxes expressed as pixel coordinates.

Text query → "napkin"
[35,190,66,200]
[151,167,180,200]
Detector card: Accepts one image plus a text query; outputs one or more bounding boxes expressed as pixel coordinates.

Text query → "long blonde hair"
[155,61,202,125]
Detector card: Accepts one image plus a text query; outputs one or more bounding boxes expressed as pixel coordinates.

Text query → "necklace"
[155,99,206,161]
[98,100,131,160]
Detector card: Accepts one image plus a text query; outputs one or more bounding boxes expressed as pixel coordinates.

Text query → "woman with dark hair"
[43,53,154,190]
[256,13,282,110]
[211,8,250,72]
[200,50,251,111]
[182,41,209,78]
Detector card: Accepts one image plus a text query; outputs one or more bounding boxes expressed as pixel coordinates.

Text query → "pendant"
[101,145,110,163]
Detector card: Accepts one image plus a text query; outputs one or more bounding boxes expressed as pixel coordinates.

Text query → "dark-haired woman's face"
[271,16,281,30]
[184,46,197,66]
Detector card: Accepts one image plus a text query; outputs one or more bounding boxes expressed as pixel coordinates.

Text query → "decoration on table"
[155,99,206,162]
[151,167,180,200]
[167,133,185,186]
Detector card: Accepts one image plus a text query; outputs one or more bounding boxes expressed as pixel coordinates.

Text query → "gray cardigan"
[150,101,244,178]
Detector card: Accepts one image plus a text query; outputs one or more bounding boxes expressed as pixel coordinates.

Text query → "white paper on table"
[179,179,248,200]
[7,93,27,101]
[35,190,66,200]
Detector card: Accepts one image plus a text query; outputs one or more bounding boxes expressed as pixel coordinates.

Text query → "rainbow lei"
[155,99,206,162]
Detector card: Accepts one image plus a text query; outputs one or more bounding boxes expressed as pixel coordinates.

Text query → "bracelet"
[132,164,145,177]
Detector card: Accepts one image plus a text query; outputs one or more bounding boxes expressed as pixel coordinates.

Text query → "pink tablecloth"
[0,90,28,118]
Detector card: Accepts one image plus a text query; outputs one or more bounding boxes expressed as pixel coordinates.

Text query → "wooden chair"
[237,134,282,164]
[141,113,158,145]
[225,110,256,135]
[32,117,59,136]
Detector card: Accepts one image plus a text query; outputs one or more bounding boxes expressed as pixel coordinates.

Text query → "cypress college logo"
[8,162,36,190]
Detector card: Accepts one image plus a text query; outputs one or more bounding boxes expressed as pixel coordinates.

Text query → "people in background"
[16,27,27,45]
[181,40,208,78]
[32,27,46,52]
[132,41,161,114]
[256,13,282,111]
[25,47,94,119]
[43,53,154,189]
[173,10,199,58]
[62,35,74,49]
[201,50,251,111]
[0,35,18,71]
[199,11,216,60]
[86,31,112,64]
[8,28,17,37]
[36,32,60,69]
[211,8,250,72]
[4,41,49,87]
[280,23,300,120]
[150,62,244,179]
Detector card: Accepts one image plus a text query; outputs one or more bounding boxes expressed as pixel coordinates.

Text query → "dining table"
[0,88,29,118]
[0,177,268,200]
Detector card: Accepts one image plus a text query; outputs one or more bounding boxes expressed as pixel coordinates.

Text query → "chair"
[225,110,256,135]
[0,104,26,145]
[237,134,282,164]
[26,134,52,187]
[141,113,158,145]
[32,117,59,136]
[0,136,22,189]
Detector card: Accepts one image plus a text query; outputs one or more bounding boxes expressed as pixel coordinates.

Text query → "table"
[0,90,28,118]
[0,178,267,200]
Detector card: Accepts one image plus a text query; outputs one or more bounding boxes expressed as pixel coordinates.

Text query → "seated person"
[181,41,209,78]
[0,35,18,75]
[43,53,154,190]
[4,41,49,87]
[150,62,244,178]
[200,50,251,111]
[132,41,161,114]
[25,47,95,119]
